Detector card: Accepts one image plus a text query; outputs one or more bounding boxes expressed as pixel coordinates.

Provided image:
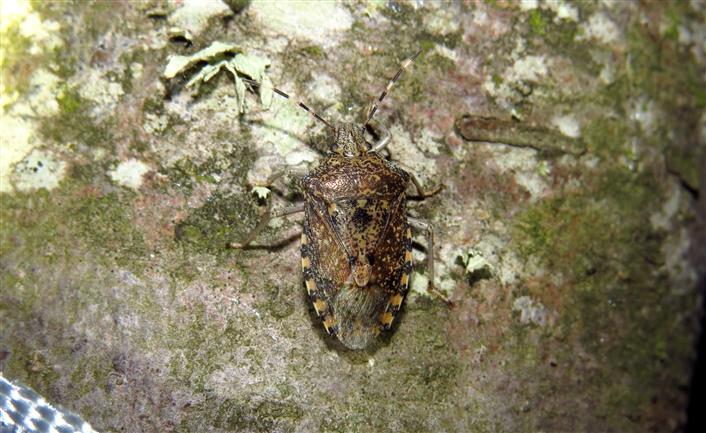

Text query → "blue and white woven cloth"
[0,374,98,433]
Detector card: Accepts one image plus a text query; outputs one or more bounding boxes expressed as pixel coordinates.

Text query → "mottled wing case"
[301,188,412,349]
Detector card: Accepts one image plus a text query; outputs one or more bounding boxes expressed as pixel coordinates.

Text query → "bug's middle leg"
[228,201,304,249]
[228,167,306,249]
[408,173,444,200]
[408,217,453,306]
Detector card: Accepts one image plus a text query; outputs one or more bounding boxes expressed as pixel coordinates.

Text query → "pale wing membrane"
[325,195,409,348]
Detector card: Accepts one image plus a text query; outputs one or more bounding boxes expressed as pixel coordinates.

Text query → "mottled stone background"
[1,1,705,432]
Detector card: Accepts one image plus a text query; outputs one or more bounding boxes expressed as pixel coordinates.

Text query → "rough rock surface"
[1,1,704,432]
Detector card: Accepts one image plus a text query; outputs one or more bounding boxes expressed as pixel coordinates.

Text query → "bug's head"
[331,122,368,157]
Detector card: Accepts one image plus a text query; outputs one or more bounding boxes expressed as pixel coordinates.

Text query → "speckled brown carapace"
[230,50,440,350]
[299,124,414,349]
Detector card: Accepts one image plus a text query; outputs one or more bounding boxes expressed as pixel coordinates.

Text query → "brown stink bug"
[230,50,447,349]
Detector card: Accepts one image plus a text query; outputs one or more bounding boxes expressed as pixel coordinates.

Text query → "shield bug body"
[231,51,445,349]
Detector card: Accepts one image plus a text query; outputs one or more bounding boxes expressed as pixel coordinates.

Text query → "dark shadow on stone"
[685,274,706,433]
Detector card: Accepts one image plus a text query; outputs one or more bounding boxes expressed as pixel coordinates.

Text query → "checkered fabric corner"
[0,374,98,433]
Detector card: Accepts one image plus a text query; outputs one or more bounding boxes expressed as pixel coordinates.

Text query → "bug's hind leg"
[407,217,453,307]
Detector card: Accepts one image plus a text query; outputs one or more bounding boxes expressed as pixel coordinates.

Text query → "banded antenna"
[364,49,423,127]
[240,76,335,131]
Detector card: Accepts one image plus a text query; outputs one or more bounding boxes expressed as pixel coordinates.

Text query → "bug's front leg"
[408,217,453,307]
[365,119,391,153]
[366,121,443,199]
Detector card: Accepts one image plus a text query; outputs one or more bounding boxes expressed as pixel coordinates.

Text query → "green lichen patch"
[0,4,69,110]
[163,155,226,193]
[0,337,60,397]
[164,307,243,391]
[31,1,145,80]
[0,20,35,103]
[257,283,295,319]
[293,44,326,60]
[163,142,259,258]
[578,113,631,158]
[70,191,148,266]
[624,17,705,191]
[514,166,664,279]
[334,6,463,120]
[627,19,706,110]
[39,86,115,154]
[511,165,697,427]
[662,8,681,41]
[0,189,137,403]
[420,48,457,77]
[179,397,303,433]
[1,184,148,270]
[528,9,547,36]
[174,190,260,256]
